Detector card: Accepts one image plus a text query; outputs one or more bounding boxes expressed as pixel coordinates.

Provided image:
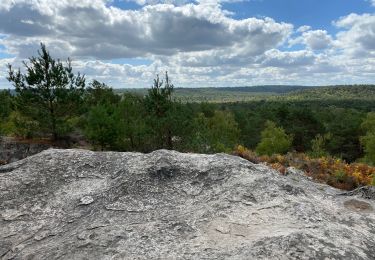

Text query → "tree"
[84,80,120,107]
[256,120,292,156]
[320,108,364,162]
[3,111,39,139]
[360,112,375,165]
[84,104,121,151]
[207,110,240,152]
[7,43,85,140]
[144,72,175,149]
[117,93,149,151]
[0,90,13,136]
[282,108,323,152]
[190,110,240,153]
[308,133,331,158]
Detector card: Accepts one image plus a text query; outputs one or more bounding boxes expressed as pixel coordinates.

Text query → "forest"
[1,44,375,190]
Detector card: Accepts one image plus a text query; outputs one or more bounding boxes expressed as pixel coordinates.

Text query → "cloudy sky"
[0,0,374,88]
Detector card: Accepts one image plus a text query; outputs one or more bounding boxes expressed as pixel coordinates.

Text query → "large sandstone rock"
[0,149,374,259]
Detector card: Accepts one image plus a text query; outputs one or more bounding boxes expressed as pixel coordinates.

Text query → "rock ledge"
[0,149,374,259]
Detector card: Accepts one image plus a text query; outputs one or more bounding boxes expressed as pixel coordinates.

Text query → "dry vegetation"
[234,145,375,190]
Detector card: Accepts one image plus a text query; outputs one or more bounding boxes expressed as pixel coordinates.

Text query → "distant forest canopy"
[116,84,375,103]
[3,80,375,103]
[1,44,375,190]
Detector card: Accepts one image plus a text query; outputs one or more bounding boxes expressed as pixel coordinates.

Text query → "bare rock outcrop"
[0,149,374,259]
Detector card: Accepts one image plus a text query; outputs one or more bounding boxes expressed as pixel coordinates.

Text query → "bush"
[4,111,40,139]
[233,145,260,164]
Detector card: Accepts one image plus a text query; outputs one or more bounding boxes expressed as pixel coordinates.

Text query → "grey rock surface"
[0,149,374,260]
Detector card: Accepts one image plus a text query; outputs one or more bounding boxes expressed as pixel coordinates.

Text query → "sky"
[0,0,374,88]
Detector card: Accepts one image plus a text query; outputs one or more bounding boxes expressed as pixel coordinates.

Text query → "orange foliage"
[234,145,375,190]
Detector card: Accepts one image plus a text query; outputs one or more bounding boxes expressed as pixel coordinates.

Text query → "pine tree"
[144,72,175,149]
[84,104,120,151]
[7,43,85,140]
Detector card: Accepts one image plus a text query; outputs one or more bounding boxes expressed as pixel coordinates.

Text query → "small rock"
[79,196,94,205]
[215,224,230,234]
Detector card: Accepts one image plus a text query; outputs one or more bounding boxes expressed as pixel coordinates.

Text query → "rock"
[79,196,94,205]
[0,149,374,259]
[338,186,375,200]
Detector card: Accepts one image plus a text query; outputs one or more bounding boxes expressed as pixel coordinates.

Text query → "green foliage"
[7,43,85,140]
[85,80,120,106]
[286,85,375,101]
[361,133,375,165]
[361,112,375,165]
[4,111,39,138]
[2,41,375,173]
[207,110,240,152]
[0,90,12,119]
[84,104,121,151]
[117,93,149,151]
[256,121,293,156]
[0,90,13,135]
[333,170,347,183]
[361,112,375,131]
[308,133,331,158]
[190,110,240,153]
[281,108,323,152]
[119,85,375,103]
[316,108,364,162]
[144,72,175,149]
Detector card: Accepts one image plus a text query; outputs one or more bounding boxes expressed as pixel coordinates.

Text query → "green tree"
[117,93,149,151]
[7,43,85,140]
[84,80,120,107]
[360,112,375,165]
[208,110,240,152]
[84,104,121,151]
[256,120,292,156]
[282,108,323,152]
[308,133,331,158]
[3,111,39,139]
[0,90,13,136]
[320,108,364,162]
[190,110,240,153]
[144,72,175,149]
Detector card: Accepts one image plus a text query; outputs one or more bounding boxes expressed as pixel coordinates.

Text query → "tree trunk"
[167,129,173,150]
[49,100,57,141]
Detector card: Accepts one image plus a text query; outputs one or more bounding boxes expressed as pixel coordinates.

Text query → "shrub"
[4,111,40,139]
[234,145,260,164]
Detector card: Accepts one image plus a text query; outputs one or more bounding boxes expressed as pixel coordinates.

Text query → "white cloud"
[290,30,333,50]
[261,49,316,68]
[304,30,333,50]
[296,25,311,33]
[334,13,375,57]
[0,1,374,88]
[0,57,16,87]
[125,0,249,5]
[0,1,292,60]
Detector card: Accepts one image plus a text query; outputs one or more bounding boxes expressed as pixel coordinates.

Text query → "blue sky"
[0,0,374,88]
[223,0,370,29]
